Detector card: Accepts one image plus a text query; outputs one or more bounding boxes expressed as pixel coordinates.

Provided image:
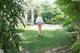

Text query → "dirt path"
[39,45,72,53]
[27,24,63,30]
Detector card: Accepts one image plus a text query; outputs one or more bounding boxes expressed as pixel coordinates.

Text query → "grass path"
[19,24,71,53]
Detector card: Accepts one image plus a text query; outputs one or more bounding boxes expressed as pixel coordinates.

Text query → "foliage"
[72,41,80,53]
[56,0,80,37]
[56,0,80,26]
[44,18,53,24]
[66,24,76,32]
[0,0,24,53]
[53,14,66,24]
[56,0,80,16]
[56,0,80,53]
[41,3,65,24]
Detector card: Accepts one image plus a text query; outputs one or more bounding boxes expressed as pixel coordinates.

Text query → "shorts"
[37,22,42,25]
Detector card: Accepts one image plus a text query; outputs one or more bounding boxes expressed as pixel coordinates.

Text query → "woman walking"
[36,14,44,34]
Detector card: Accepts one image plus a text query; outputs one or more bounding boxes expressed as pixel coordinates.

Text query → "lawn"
[20,27,70,53]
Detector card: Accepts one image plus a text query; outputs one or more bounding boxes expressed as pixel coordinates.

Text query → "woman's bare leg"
[38,24,42,33]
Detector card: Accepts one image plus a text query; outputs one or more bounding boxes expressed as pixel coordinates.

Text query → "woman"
[36,15,44,34]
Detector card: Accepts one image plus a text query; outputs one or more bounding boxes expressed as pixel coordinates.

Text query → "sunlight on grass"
[21,29,69,51]
[17,24,70,53]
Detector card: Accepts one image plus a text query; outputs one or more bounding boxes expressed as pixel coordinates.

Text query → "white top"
[36,16,44,23]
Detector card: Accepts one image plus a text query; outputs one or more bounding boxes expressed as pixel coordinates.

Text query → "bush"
[0,0,24,53]
[45,18,53,24]
[66,25,76,32]
[72,41,80,53]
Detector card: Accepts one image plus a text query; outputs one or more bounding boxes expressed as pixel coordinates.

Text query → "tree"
[56,0,80,42]
[41,2,64,24]
[56,0,80,53]
[56,0,80,35]
[0,0,24,53]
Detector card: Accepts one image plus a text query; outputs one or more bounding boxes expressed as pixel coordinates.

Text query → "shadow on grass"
[21,29,70,52]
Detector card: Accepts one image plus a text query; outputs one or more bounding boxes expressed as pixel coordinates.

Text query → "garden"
[0,0,80,53]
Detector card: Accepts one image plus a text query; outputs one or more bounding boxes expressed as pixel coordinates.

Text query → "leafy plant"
[0,0,24,53]
[72,41,80,53]
[56,0,80,27]
[56,0,80,53]
[66,25,76,32]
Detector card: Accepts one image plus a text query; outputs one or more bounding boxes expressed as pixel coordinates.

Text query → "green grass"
[20,29,70,52]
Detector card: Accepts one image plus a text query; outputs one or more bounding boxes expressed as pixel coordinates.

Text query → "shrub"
[72,41,80,53]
